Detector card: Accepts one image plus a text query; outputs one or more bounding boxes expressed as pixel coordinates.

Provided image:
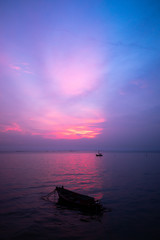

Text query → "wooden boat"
[55,186,103,212]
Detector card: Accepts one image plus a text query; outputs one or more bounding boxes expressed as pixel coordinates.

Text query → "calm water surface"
[0,152,160,240]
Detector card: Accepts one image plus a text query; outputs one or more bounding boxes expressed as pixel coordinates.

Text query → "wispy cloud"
[9,64,21,70]
[0,122,23,133]
[23,70,33,74]
[9,62,33,74]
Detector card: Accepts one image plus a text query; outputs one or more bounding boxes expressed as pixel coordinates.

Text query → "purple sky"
[0,0,160,151]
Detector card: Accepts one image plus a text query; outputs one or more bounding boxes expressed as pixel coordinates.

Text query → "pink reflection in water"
[0,152,105,204]
[44,152,104,200]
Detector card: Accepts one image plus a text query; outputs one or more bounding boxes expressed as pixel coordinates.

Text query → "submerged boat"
[55,186,104,212]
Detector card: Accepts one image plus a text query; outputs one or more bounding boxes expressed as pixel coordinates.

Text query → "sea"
[0,151,160,240]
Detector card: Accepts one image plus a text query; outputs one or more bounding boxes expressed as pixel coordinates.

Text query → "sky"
[0,0,160,151]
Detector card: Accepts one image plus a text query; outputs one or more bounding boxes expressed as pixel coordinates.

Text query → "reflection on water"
[43,152,104,199]
[0,151,160,240]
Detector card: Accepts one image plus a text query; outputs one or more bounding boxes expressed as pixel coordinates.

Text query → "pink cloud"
[23,70,33,74]
[9,62,33,75]
[27,109,105,140]
[41,124,103,140]
[10,64,21,70]
[21,62,30,66]
[0,123,23,133]
[47,44,103,96]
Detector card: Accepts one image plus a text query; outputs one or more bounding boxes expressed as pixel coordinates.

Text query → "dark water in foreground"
[0,152,160,240]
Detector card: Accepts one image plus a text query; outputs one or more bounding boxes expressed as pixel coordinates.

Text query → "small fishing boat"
[55,186,103,212]
[96,151,103,156]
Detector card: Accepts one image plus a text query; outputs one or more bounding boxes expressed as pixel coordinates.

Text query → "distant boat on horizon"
[96,151,103,156]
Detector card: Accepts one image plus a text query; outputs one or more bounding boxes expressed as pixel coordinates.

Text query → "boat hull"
[55,187,103,212]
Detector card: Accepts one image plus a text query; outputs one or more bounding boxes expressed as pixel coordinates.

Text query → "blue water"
[0,151,160,239]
